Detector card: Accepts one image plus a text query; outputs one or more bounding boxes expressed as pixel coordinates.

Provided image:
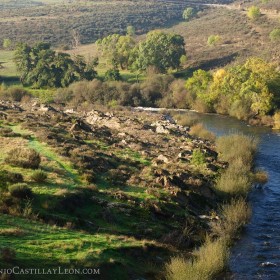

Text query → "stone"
[157,154,169,163]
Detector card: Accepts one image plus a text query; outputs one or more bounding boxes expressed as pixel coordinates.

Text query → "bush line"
[165,133,262,280]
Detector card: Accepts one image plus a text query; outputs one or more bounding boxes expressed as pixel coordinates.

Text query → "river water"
[189,112,280,280]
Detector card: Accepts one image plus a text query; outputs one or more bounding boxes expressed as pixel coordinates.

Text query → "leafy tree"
[116,35,135,69]
[97,34,135,69]
[247,6,261,20]
[180,55,187,67]
[185,58,279,117]
[127,25,135,37]
[131,31,186,73]
[269,28,280,42]
[14,42,97,88]
[207,35,221,46]
[185,69,213,105]
[182,7,194,21]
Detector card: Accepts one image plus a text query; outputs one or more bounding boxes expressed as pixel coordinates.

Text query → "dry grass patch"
[173,113,199,127]
[0,228,25,236]
[216,134,257,165]
[254,169,268,185]
[211,198,251,241]
[189,123,215,141]
[5,147,41,169]
[166,237,229,280]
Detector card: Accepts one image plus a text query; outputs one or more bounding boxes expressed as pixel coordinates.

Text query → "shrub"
[247,6,261,20]
[104,69,122,81]
[165,237,229,280]
[30,170,47,183]
[211,198,251,241]
[273,111,280,129]
[269,28,280,42]
[189,123,215,141]
[168,79,188,109]
[215,160,253,196]
[4,171,23,183]
[0,87,31,102]
[190,149,206,167]
[5,148,41,169]
[8,87,31,102]
[173,113,198,127]
[215,171,251,196]
[216,134,257,165]
[0,127,13,137]
[182,7,194,21]
[228,99,251,120]
[254,169,268,185]
[215,135,257,196]
[207,35,221,46]
[8,183,33,199]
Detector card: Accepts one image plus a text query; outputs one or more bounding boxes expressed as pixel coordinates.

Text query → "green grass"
[0,50,16,77]
[12,125,80,183]
[0,124,82,196]
[0,124,168,279]
[0,214,150,279]
[115,148,151,166]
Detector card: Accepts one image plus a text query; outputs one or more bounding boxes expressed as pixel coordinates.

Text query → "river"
[188,111,280,280]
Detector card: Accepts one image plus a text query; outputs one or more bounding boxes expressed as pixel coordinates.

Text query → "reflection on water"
[187,112,280,280]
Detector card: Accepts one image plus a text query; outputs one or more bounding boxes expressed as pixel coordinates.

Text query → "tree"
[269,28,280,42]
[247,6,261,20]
[215,58,276,116]
[185,58,278,117]
[207,35,221,46]
[180,55,187,67]
[185,69,213,105]
[116,35,135,69]
[182,7,194,21]
[127,25,135,37]
[14,42,98,88]
[131,31,186,73]
[71,29,81,49]
[96,34,135,69]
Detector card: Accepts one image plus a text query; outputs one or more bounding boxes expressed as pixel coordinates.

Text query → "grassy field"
[0,101,227,278]
[0,122,168,279]
[0,50,18,84]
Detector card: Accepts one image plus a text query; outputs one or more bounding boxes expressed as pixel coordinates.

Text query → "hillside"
[0,101,225,279]
[1,0,280,80]
[0,0,193,47]
[168,4,280,71]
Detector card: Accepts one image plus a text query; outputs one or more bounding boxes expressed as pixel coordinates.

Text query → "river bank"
[134,106,276,129]
[185,112,279,280]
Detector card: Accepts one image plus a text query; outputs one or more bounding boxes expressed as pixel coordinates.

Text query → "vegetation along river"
[190,111,280,280]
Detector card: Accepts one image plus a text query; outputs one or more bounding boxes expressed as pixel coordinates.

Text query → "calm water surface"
[192,112,280,280]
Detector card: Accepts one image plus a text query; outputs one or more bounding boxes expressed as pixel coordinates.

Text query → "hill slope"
[0,101,224,279]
